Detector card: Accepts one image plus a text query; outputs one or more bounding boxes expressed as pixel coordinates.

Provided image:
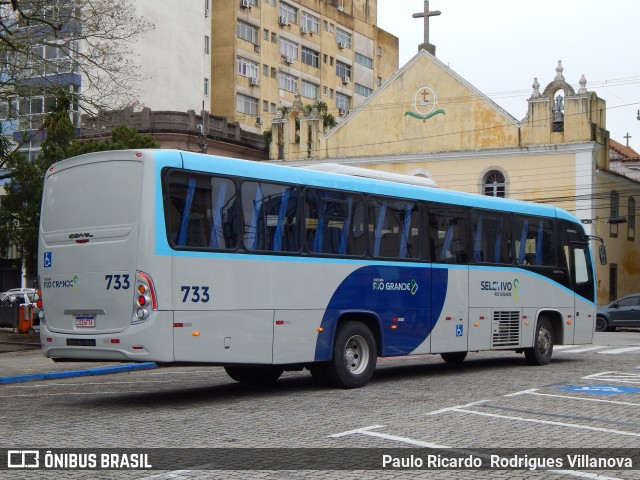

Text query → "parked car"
[1,288,37,306]
[596,294,640,331]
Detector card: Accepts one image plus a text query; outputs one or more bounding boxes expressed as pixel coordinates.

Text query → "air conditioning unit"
[286,56,294,64]
[342,75,350,85]
[279,16,289,26]
[338,41,347,49]
[250,76,259,85]
[255,116,263,126]
[240,0,250,8]
[301,26,309,34]
[338,108,346,116]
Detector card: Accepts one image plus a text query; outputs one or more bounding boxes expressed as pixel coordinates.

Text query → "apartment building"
[211,0,399,133]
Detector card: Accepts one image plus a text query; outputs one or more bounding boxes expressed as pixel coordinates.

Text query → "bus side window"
[165,172,212,248]
[514,215,557,266]
[304,188,365,256]
[472,210,512,264]
[241,181,301,253]
[368,197,420,259]
[428,208,469,264]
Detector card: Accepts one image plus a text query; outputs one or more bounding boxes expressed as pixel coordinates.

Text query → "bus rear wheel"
[224,365,284,385]
[325,321,377,389]
[441,351,467,364]
[524,316,554,366]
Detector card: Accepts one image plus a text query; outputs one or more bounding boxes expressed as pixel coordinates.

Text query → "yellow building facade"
[269,50,638,304]
[211,0,399,135]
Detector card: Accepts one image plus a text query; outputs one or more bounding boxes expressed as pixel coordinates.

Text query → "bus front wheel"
[326,321,377,389]
[224,365,284,385]
[524,316,554,366]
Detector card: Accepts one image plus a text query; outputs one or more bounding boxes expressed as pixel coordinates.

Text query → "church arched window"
[483,170,506,197]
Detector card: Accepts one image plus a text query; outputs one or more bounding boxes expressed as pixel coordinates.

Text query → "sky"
[377,0,640,150]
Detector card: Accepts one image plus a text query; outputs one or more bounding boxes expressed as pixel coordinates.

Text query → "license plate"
[67,338,96,347]
[75,315,95,328]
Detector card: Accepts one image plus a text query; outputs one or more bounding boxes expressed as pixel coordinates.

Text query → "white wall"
[132,0,212,112]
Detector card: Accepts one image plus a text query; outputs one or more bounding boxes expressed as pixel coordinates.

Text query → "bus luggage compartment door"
[173,310,274,363]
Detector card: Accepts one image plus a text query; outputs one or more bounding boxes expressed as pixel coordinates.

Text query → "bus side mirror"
[599,244,607,265]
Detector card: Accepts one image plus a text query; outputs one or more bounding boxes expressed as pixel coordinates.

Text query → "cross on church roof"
[412,0,441,53]
[624,132,632,147]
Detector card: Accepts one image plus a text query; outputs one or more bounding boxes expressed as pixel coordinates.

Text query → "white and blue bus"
[38,149,597,388]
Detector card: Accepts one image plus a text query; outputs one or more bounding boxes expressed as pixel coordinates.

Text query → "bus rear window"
[42,161,142,233]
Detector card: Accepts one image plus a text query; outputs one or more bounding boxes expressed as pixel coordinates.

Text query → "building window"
[336,60,351,80]
[355,53,373,69]
[610,190,619,238]
[483,170,506,197]
[204,78,209,96]
[279,2,298,24]
[236,93,258,115]
[335,27,352,48]
[271,32,277,43]
[204,35,210,54]
[279,72,298,93]
[301,11,320,34]
[237,21,258,44]
[377,46,382,57]
[263,29,269,41]
[301,47,319,68]
[279,37,299,60]
[262,64,269,76]
[355,83,372,97]
[236,56,258,78]
[263,100,269,112]
[336,92,350,111]
[629,196,636,241]
[301,80,318,100]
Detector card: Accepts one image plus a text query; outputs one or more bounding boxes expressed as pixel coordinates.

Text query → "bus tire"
[326,321,377,389]
[524,316,554,366]
[441,351,467,364]
[224,365,284,385]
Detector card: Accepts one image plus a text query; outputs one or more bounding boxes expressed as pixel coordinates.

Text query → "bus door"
[559,219,596,344]
[428,209,469,354]
[568,241,596,343]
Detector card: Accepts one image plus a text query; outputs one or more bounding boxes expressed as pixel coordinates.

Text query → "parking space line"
[330,425,452,448]
[583,371,640,384]
[559,346,608,353]
[425,400,489,415]
[599,347,640,355]
[452,407,640,437]
[506,389,640,407]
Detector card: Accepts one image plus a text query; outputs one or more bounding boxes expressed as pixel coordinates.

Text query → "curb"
[0,362,158,385]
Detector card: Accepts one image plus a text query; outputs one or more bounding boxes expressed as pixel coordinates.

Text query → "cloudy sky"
[377,0,640,149]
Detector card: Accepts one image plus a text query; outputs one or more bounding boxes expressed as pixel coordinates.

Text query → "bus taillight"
[133,271,157,322]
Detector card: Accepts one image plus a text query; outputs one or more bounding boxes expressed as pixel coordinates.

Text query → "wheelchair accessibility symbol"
[44,252,52,268]
[456,324,463,337]
[559,384,640,395]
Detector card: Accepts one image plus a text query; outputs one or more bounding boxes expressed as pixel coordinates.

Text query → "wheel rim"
[538,325,552,355]
[596,319,604,331]
[343,334,369,375]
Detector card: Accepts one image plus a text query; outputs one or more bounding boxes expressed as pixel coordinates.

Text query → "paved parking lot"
[1,331,639,479]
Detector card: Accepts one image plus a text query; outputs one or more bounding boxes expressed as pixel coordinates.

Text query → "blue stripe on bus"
[313,266,448,360]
